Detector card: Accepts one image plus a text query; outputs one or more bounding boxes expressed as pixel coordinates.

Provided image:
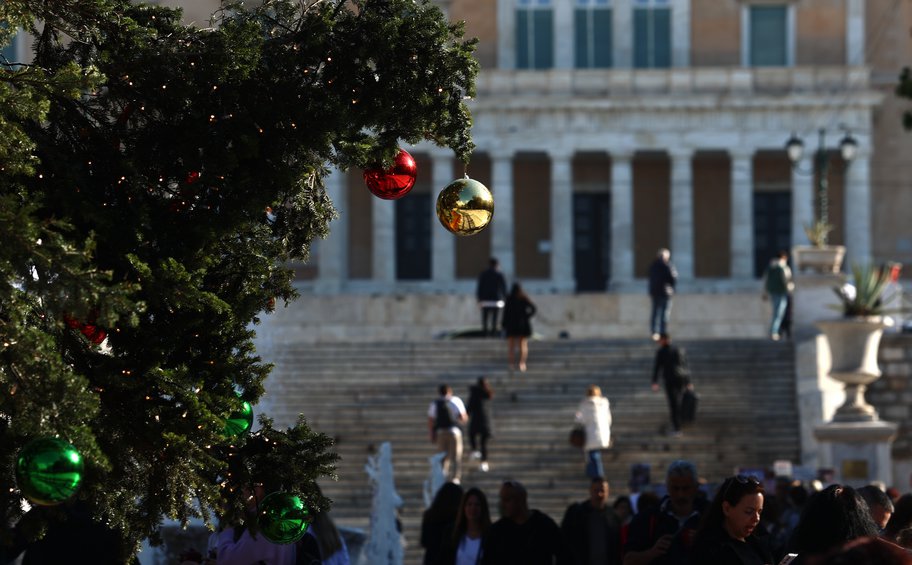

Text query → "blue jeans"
[650,295,671,335]
[586,449,604,479]
[770,293,788,336]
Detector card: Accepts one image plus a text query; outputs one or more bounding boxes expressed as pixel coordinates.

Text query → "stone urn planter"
[792,244,846,274]
[816,317,893,422]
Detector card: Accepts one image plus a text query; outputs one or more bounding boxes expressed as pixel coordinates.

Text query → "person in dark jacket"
[476,257,508,337]
[561,476,622,565]
[786,484,882,565]
[502,282,536,372]
[624,460,705,565]
[422,482,465,565]
[648,248,677,340]
[690,475,774,565]
[481,480,569,565]
[651,333,692,437]
[467,376,494,472]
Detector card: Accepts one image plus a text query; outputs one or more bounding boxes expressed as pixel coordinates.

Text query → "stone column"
[550,149,574,291]
[610,152,634,285]
[669,149,694,280]
[554,0,573,69]
[491,150,515,277]
[844,149,872,266]
[846,0,865,65]
[431,152,456,284]
[671,0,690,67]
[613,0,633,69]
[372,183,396,284]
[791,155,814,247]
[497,0,515,69]
[730,150,754,279]
[316,167,347,293]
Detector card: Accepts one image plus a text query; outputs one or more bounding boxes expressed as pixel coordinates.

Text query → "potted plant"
[815,263,895,422]
[791,220,846,274]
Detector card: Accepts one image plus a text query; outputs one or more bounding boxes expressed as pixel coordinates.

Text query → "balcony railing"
[473,66,872,98]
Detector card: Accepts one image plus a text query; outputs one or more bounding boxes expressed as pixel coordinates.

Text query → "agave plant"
[804,220,834,248]
[832,263,894,317]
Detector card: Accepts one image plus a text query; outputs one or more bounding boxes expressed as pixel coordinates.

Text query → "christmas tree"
[0,0,476,559]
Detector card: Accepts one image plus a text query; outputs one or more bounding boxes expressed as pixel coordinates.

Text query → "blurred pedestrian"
[561,476,622,565]
[575,384,612,479]
[422,482,465,565]
[476,258,507,337]
[427,384,468,483]
[467,376,494,473]
[651,333,692,437]
[502,282,536,372]
[648,248,677,340]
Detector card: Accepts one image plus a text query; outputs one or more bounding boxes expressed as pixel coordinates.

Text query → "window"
[749,5,788,66]
[633,0,671,68]
[516,0,554,69]
[1,24,19,66]
[575,0,612,68]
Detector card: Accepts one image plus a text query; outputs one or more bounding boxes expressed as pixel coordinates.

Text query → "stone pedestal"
[814,420,898,487]
[792,272,846,470]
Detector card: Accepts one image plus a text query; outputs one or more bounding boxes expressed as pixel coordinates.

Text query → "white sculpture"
[422,451,447,508]
[360,442,404,565]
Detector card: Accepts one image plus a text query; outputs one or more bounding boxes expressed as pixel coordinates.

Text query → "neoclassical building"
[310,0,912,297]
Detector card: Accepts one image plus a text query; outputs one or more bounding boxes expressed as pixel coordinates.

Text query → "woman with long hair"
[501,282,535,372]
[691,475,773,565]
[440,487,492,565]
[787,484,881,564]
[421,482,465,565]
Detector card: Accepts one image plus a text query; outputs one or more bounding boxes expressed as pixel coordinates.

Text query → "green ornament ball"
[223,398,253,437]
[16,437,84,506]
[258,492,310,545]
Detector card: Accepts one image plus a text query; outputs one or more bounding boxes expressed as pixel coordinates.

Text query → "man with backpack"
[651,334,692,437]
[427,384,469,483]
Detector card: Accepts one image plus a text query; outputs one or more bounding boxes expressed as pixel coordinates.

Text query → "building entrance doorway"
[573,193,612,291]
[753,191,791,277]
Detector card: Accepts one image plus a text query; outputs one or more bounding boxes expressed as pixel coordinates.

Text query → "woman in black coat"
[501,283,535,372]
[467,377,494,472]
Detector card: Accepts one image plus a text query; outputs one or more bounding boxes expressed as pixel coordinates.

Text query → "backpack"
[434,399,455,430]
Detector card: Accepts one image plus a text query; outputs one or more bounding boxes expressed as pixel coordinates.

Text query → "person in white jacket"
[576,385,612,479]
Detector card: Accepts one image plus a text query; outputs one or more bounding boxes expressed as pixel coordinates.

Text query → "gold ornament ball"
[435,177,494,236]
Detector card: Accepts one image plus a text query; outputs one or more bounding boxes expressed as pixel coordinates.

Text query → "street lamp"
[785,128,858,246]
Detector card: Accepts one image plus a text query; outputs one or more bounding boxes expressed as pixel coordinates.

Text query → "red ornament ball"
[64,314,108,345]
[363,149,418,200]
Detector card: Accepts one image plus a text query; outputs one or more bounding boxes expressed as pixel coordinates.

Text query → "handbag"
[569,425,585,448]
[681,388,699,424]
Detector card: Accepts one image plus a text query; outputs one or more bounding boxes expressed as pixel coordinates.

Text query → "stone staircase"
[259,338,799,564]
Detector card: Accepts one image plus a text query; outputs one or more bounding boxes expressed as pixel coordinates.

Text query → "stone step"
[258,337,798,565]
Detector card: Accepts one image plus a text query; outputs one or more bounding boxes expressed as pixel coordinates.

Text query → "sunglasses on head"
[722,475,761,500]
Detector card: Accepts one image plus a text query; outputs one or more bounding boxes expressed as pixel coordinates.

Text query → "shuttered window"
[517,0,554,69]
[574,0,612,68]
[750,5,787,67]
[633,0,670,68]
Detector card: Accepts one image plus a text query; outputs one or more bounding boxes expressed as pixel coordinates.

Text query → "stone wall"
[871,333,912,489]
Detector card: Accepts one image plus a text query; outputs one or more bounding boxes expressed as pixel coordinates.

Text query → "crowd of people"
[420,459,912,565]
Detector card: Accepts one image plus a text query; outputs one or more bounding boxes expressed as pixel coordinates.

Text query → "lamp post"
[785,128,858,246]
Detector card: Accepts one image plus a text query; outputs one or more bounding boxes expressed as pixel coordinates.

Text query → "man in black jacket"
[482,480,569,565]
[647,248,677,340]
[561,476,622,565]
[476,257,508,337]
[651,334,691,437]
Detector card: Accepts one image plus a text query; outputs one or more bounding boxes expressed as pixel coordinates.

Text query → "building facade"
[6,1,912,296]
[311,0,912,296]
